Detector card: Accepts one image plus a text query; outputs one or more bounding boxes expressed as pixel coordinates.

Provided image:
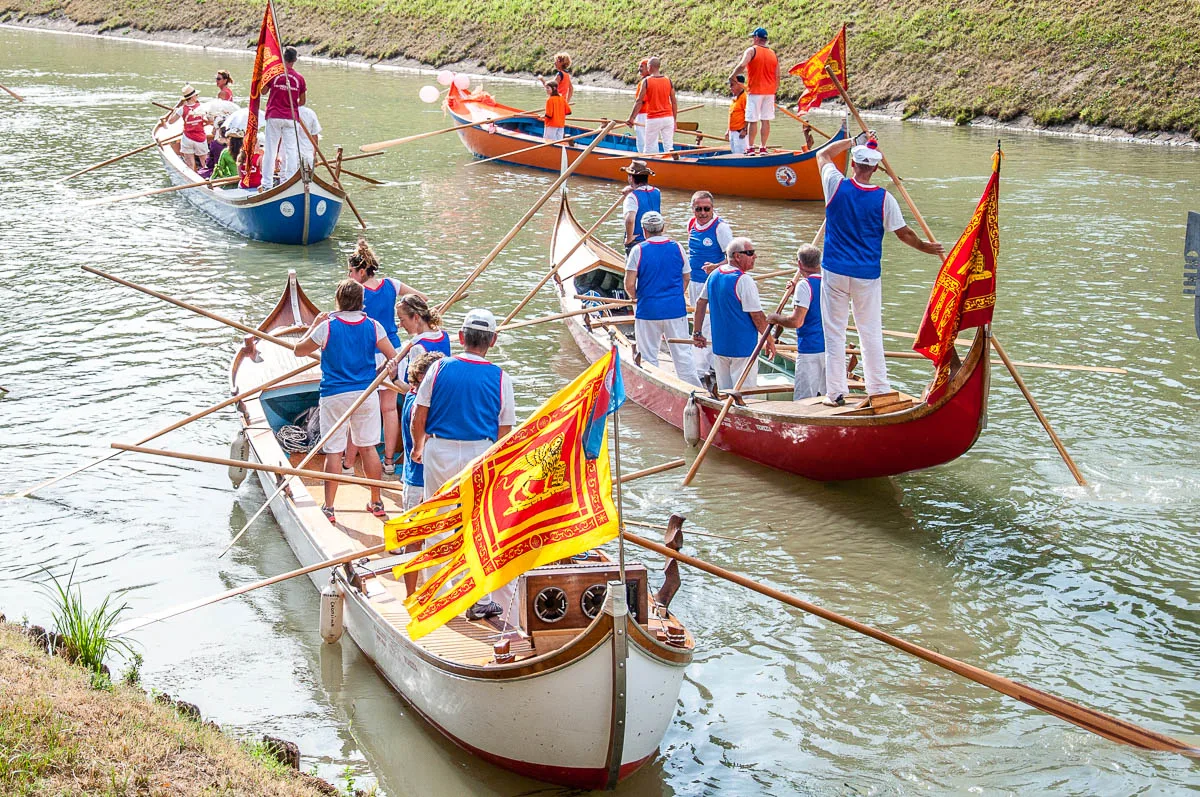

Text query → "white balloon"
[452,73,470,90]
[418,85,440,104]
[436,70,455,86]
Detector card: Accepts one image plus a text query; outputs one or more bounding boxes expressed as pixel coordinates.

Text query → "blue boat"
[153,120,344,245]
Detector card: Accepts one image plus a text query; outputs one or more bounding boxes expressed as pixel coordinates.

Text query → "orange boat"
[445,86,848,201]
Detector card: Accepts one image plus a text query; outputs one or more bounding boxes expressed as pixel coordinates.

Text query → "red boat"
[445,86,847,201]
[548,191,991,481]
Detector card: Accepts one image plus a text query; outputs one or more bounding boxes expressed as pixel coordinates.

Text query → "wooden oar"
[751,268,792,282]
[619,458,685,482]
[0,82,26,101]
[624,518,750,543]
[501,193,626,325]
[497,304,614,332]
[598,145,729,162]
[573,294,633,306]
[5,361,318,501]
[337,166,384,185]
[683,221,826,485]
[339,150,385,165]
[84,175,240,205]
[59,134,183,183]
[626,530,1197,755]
[467,126,606,167]
[298,116,366,230]
[777,105,832,141]
[358,110,537,153]
[221,352,403,557]
[990,335,1087,485]
[824,66,936,242]
[439,121,618,315]
[841,341,1128,375]
[82,266,305,353]
[115,542,390,636]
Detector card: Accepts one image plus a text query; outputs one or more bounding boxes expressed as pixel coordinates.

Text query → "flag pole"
[608,336,627,585]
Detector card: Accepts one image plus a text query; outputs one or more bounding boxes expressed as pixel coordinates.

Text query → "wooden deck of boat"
[286,452,534,666]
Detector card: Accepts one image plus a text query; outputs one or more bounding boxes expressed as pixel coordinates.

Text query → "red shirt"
[265,69,306,120]
[240,151,262,188]
[217,86,233,102]
[181,100,206,142]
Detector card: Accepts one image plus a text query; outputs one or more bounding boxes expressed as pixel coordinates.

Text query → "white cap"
[461,308,497,333]
[640,210,665,227]
[850,143,883,166]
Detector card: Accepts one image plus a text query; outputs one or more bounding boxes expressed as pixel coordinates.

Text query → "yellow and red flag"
[243,0,285,185]
[912,151,1001,402]
[384,349,625,640]
[789,25,847,112]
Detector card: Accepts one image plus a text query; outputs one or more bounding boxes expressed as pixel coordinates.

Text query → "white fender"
[228,429,248,487]
[319,580,344,644]
[683,393,701,447]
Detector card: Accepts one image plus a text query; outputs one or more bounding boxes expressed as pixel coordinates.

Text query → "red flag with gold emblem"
[242,0,286,186]
[789,24,847,112]
[913,150,1001,402]
[383,350,622,640]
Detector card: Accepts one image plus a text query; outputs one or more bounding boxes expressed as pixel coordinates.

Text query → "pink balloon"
[418,85,440,103]
[452,73,470,90]
[436,70,455,87]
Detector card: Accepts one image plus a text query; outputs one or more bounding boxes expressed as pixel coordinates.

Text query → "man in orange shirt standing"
[726,75,748,155]
[730,27,780,155]
[541,79,571,141]
[626,57,677,154]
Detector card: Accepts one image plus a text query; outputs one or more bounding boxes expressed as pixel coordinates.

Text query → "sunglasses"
[735,249,756,257]
[693,206,713,212]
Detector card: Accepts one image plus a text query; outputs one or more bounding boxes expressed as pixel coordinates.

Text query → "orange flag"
[243,0,286,185]
[913,150,1001,402]
[789,25,847,112]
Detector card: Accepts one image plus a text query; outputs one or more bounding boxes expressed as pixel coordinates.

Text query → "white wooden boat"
[229,272,694,789]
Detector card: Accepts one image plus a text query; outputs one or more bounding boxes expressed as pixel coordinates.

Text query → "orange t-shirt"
[544,95,570,128]
[556,70,573,103]
[746,45,779,95]
[642,75,674,119]
[728,93,747,132]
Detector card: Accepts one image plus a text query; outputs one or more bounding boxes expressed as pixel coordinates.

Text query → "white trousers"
[634,316,700,387]
[728,130,748,155]
[262,117,300,190]
[714,355,758,390]
[642,116,675,153]
[821,271,889,397]
[634,113,647,152]
[792,352,825,399]
[686,282,713,373]
[422,437,513,618]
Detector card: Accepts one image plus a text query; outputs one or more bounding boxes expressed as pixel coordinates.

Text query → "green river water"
[1,25,1199,795]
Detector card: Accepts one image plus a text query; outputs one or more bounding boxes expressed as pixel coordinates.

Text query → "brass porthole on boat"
[534,587,568,623]
[580,584,607,619]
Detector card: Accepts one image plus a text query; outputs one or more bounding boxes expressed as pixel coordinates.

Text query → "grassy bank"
[0,621,329,795]
[5,0,1200,139]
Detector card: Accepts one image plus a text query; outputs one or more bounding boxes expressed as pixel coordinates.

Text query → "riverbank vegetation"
[0,621,329,795]
[4,0,1199,139]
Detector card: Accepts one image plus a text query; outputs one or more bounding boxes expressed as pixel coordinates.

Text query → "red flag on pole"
[789,24,847,112]
[912,150,1001,402]
[243,0,286,186]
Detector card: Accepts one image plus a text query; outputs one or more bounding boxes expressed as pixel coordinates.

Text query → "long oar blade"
[624,530,1199,756]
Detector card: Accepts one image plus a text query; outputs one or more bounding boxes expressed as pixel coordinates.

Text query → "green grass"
[39,564,133,677]
[4,0,1200,137]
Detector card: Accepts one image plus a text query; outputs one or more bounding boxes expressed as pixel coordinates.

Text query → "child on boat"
[727,75,748,155]
[399,349,444,594]
[541,79,570,142]
[212,132,240,181]
[238,139,263,189]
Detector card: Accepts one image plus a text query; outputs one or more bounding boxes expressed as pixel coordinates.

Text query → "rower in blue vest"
[623,210,701,387]
[295,279,399,525]
[396,293,453,388]
[816,135,944,406]
[766,244,826,399]
[621,160,662,253]
[346,237,426,476]
[410,308,516,622]
[686,190,734,381]
[691,237,776,390]
[397,349,445,595]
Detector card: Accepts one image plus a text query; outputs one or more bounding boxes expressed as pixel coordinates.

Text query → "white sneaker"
[341,459,355,475]
[821,394,845,407]
[383,460,396,476]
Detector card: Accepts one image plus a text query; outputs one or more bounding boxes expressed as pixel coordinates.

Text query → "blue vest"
[320,316,378,398]
[823,178,887,279]
[632,239,687,321]
[630,186,661,242]
[401,393,423,487]
[795,274,824,354]
[687,217,727,283]
[425,356,505,442]
[362,278,401,348]
[403,330,453,382]
[706,267,759,358]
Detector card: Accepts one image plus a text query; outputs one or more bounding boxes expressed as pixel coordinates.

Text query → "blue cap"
[751,27,768,39]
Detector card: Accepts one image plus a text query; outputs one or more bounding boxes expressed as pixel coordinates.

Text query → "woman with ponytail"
[396,294,453,390]
[345,237,426,476]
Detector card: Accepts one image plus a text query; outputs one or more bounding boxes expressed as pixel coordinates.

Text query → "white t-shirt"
[792,278,813,310]
[698,265,763,312]
[400,329,448,378]
[308,310,386,347]
[298,106,322,160]
[624,236,689,273]
[821,163,905,232]
[414,352,517,427]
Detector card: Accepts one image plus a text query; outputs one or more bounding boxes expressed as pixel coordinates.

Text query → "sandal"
[367,501,387,519]
[321,505,336,525]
